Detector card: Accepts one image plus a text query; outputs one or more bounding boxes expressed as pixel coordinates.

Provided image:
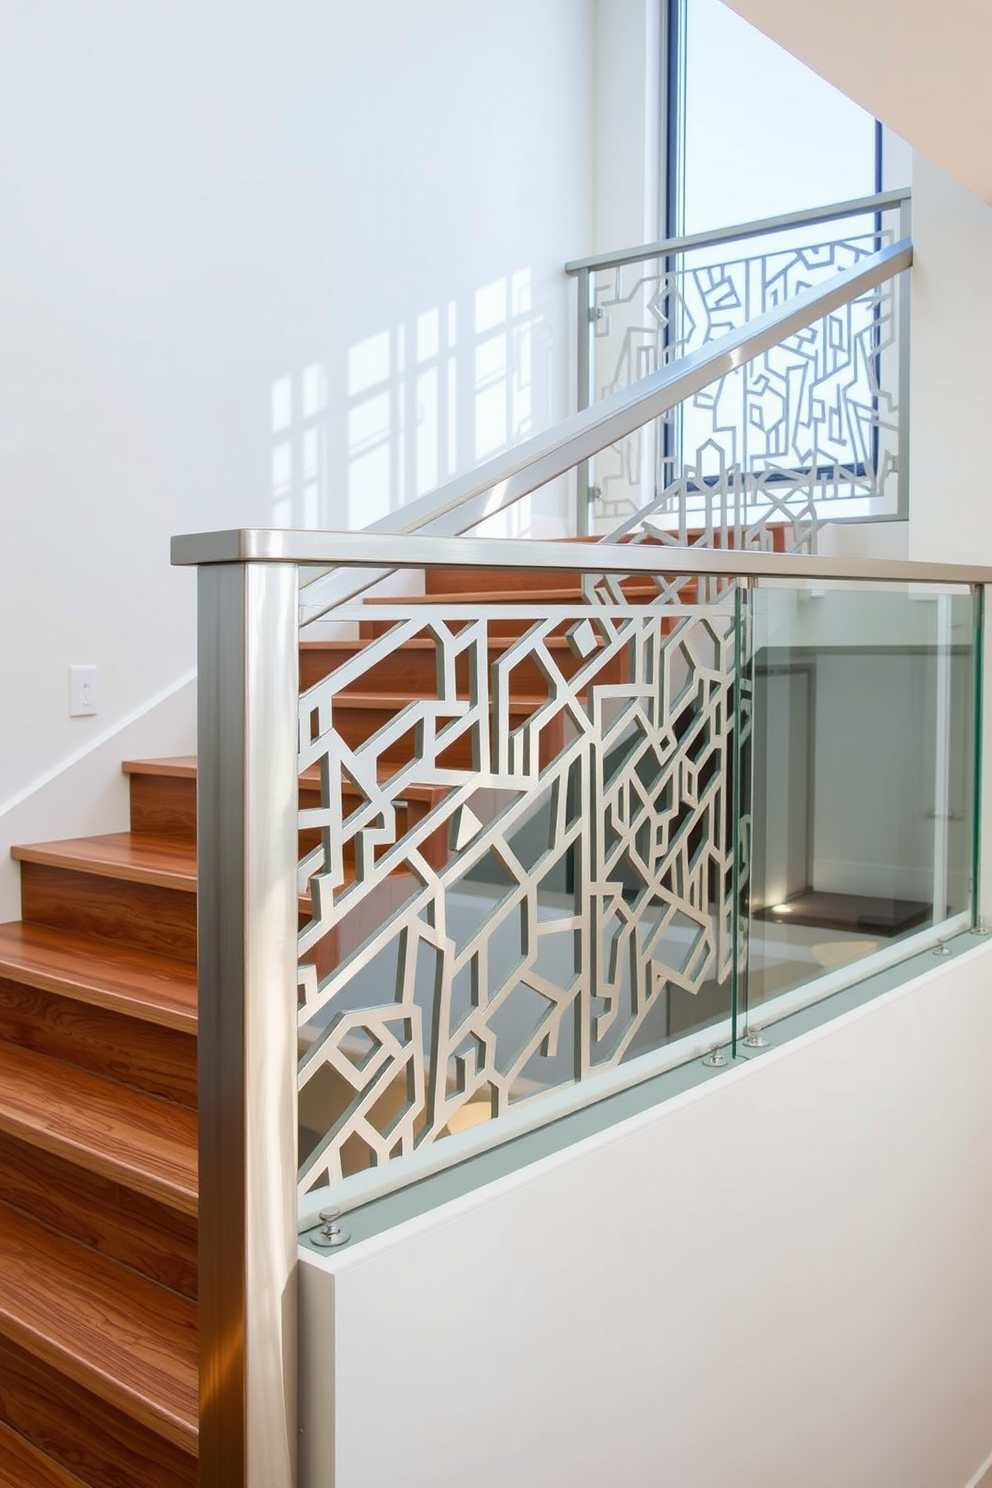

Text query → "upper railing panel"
[217,233,912,625]
[567,190,912,542]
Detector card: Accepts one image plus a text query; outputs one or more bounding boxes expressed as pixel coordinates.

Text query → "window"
[668,0,880,237]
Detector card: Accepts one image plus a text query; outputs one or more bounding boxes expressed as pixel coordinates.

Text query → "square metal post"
[197,560,300,1488]
[575,265,593,536]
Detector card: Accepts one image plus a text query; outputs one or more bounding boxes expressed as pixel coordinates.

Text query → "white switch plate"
[69,664,99,717]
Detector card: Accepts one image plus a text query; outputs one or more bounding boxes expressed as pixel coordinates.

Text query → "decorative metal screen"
[296,583,746,1192]
[588,227,901,541]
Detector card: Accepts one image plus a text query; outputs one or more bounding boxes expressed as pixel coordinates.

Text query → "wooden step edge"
[122,758,196,779]
[0,924,197,1036]
[12,836,197,894]
[0,1421,88,1488]
[0,1206,198,1456]
[326,691,575,709]
[14,842,370,917]
[301,635,620,653]
[0,1045,197,1218]
[364,583,669,606]
[0,1109,198,1218]
[147,755,443,806]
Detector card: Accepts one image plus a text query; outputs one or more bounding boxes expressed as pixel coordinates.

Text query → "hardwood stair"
[0,1420,89,1488]
[0,786,201,1482]
[0,536,747,1479]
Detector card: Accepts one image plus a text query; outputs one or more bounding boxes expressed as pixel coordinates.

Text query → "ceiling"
[722,0,992,204]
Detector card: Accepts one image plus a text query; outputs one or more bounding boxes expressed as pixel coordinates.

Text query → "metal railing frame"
[173,195,921,1488]
[565,188,913,534]
[176,524,991,1488]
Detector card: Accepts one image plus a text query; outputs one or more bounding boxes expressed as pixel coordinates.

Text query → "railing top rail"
[171,527,990,588]
[564,187,912,276]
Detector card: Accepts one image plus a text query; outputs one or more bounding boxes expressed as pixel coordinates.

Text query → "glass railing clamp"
[311,1207,350,1248]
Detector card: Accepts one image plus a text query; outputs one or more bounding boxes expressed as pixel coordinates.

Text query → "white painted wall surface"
[301,942,992,1488]
[0,675,196,921]
[592,0,662,253]
[907,155,992,566]
[0,0,594,815]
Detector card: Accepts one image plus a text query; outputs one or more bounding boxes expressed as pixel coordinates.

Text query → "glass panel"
[742,580,978,1034]
[296,569,748,1197]
[678,0,877,235]
[586,209,903,539]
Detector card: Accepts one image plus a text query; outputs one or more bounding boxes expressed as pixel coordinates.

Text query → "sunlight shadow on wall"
[271,364,327,527]
[270,268,554,535]
[344,267,546,532]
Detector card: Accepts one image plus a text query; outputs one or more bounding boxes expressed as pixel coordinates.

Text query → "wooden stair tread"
[12,834,197,893]
[0,1421,88,1488]
[323,690,570,708]
[122,754,443,804]
[122,758,196,780]
[0,922,197,1034]
[365,583,665,606]
[0,1042,197,1215]
[0,1204,197,1454]
[13,833,374,915]
[301,635,620,651]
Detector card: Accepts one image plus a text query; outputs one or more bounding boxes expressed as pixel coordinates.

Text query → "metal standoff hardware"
[311,1207,350,1248]
[933,939,952,957]
[742,1026,769,1049]
[702,1044,727,1068]
[971,917,990,936]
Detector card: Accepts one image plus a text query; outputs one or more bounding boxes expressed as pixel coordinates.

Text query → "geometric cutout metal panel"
[587,226,901,547]
[297,592,748,1193]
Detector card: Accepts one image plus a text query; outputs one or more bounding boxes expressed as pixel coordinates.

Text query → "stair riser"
[360,580,689,630]
[128,775,197,842]
[0,1133,197,1300]
[425,564,583,595]
[357,601,690,641]
[131,772,423,872]
[422,566,705,600]
[19,865,197,965]
[0,1419,88,1488]
[129,774,324,847]
[330,705,567,770]
[359,614,549,640]
[301,643,627,695]
[0,979,196,1110]
[0,1335,196,1488]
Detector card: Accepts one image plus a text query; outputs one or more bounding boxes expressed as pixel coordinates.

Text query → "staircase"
[0,532,783,1482]
[0,759,199,1487]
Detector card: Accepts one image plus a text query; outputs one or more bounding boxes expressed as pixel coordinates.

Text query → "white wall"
[0,0,594,834]
[592,0,663,253]
[907,155,992,565]
[300,940,992,1488]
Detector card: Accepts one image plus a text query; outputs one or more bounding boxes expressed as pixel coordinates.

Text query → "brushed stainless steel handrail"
[173,525,991,588]
[174,237,913,618]
[564,187,912,275]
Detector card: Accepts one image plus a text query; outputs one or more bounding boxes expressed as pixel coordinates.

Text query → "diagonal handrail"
[278,237,911,623]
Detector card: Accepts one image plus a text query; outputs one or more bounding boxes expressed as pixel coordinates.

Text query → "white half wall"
[1,0,594,818]
[907,154,992,566]
[301,941,992,1488]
